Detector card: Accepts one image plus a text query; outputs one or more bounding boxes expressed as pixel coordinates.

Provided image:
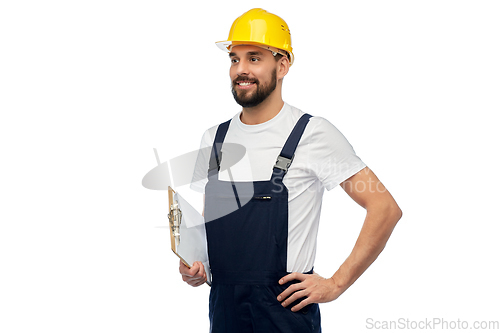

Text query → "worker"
[179,8,403,333]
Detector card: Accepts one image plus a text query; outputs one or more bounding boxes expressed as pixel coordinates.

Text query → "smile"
[236,81,256,89]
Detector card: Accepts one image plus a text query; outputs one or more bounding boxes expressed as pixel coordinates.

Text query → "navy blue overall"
[204,114,321,333]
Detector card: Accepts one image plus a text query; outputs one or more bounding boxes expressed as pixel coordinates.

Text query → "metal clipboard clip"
[168,195,182,248]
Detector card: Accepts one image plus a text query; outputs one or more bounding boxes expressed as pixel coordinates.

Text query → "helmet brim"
[215,40,294,65]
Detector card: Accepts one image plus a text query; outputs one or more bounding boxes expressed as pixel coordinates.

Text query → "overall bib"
[204,114,321,333]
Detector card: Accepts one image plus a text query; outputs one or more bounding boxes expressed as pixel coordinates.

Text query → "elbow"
[389,203,403,226]
[375,201,402,228]
[368,200,402,220]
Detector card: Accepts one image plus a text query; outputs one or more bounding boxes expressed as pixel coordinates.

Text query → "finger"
[277,282,304,302]
[182,262,201,277]
[182,262,206,278]
[280,288,307,308]
[290,297,312,312]
[193,276,207,287]
[182,273,205,285]
[184,272,207,286]
[279,272,306,285]
[196,261,206,278]
[189,261,206,280]
[185,276,204,285]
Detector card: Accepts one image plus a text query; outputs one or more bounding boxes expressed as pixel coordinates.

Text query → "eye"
[250,57,259,62]
[230,58,239,64]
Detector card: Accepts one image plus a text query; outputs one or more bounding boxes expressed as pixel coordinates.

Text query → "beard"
[231,70,277,108]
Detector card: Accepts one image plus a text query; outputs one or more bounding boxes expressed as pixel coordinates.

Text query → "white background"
[1,0,499,332]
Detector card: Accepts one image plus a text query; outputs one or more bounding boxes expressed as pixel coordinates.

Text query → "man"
[179,8,402,332]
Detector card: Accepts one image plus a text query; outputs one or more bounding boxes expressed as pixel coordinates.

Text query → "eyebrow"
[229,51,264,57]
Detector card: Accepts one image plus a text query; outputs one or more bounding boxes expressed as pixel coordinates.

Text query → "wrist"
[329,274,348,299]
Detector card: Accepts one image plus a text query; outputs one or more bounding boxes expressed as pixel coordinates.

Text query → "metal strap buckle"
[274,155,294,172]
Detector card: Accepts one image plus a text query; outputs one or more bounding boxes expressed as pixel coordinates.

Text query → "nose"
[235,59,250,76]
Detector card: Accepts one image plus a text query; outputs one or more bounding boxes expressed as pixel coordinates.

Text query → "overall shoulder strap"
[208,119,231,177]
[272,113,312,178]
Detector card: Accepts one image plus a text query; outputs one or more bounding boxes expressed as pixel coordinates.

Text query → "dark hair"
[274,50,292,64]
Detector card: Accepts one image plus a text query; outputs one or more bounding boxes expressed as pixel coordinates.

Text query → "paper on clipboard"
[169,187,211,286]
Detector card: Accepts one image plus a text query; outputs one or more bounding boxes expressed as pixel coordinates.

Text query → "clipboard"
[142,148,223,287]
[168,186,211,286]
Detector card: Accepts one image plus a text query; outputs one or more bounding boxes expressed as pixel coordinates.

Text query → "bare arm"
[278,167,402,311]
[330,167,402,296]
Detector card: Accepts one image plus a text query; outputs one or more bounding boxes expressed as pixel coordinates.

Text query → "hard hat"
[216,8,294,65]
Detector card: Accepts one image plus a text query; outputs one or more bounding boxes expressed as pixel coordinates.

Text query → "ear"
[276,56,290,80]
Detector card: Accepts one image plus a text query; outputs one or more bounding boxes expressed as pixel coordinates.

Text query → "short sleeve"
[307,117,367,191]
[190,126,217,193]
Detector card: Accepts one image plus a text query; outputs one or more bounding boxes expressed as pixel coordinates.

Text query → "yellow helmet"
[216,8,294,65]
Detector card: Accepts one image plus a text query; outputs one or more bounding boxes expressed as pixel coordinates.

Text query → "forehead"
[229,45,272,57]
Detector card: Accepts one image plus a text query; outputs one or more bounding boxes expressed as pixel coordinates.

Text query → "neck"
[239,87,284,125]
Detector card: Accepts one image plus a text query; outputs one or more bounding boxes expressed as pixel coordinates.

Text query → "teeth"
[239,82,253,86]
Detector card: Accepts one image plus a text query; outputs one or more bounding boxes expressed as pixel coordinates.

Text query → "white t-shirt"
[191,102,367,272]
